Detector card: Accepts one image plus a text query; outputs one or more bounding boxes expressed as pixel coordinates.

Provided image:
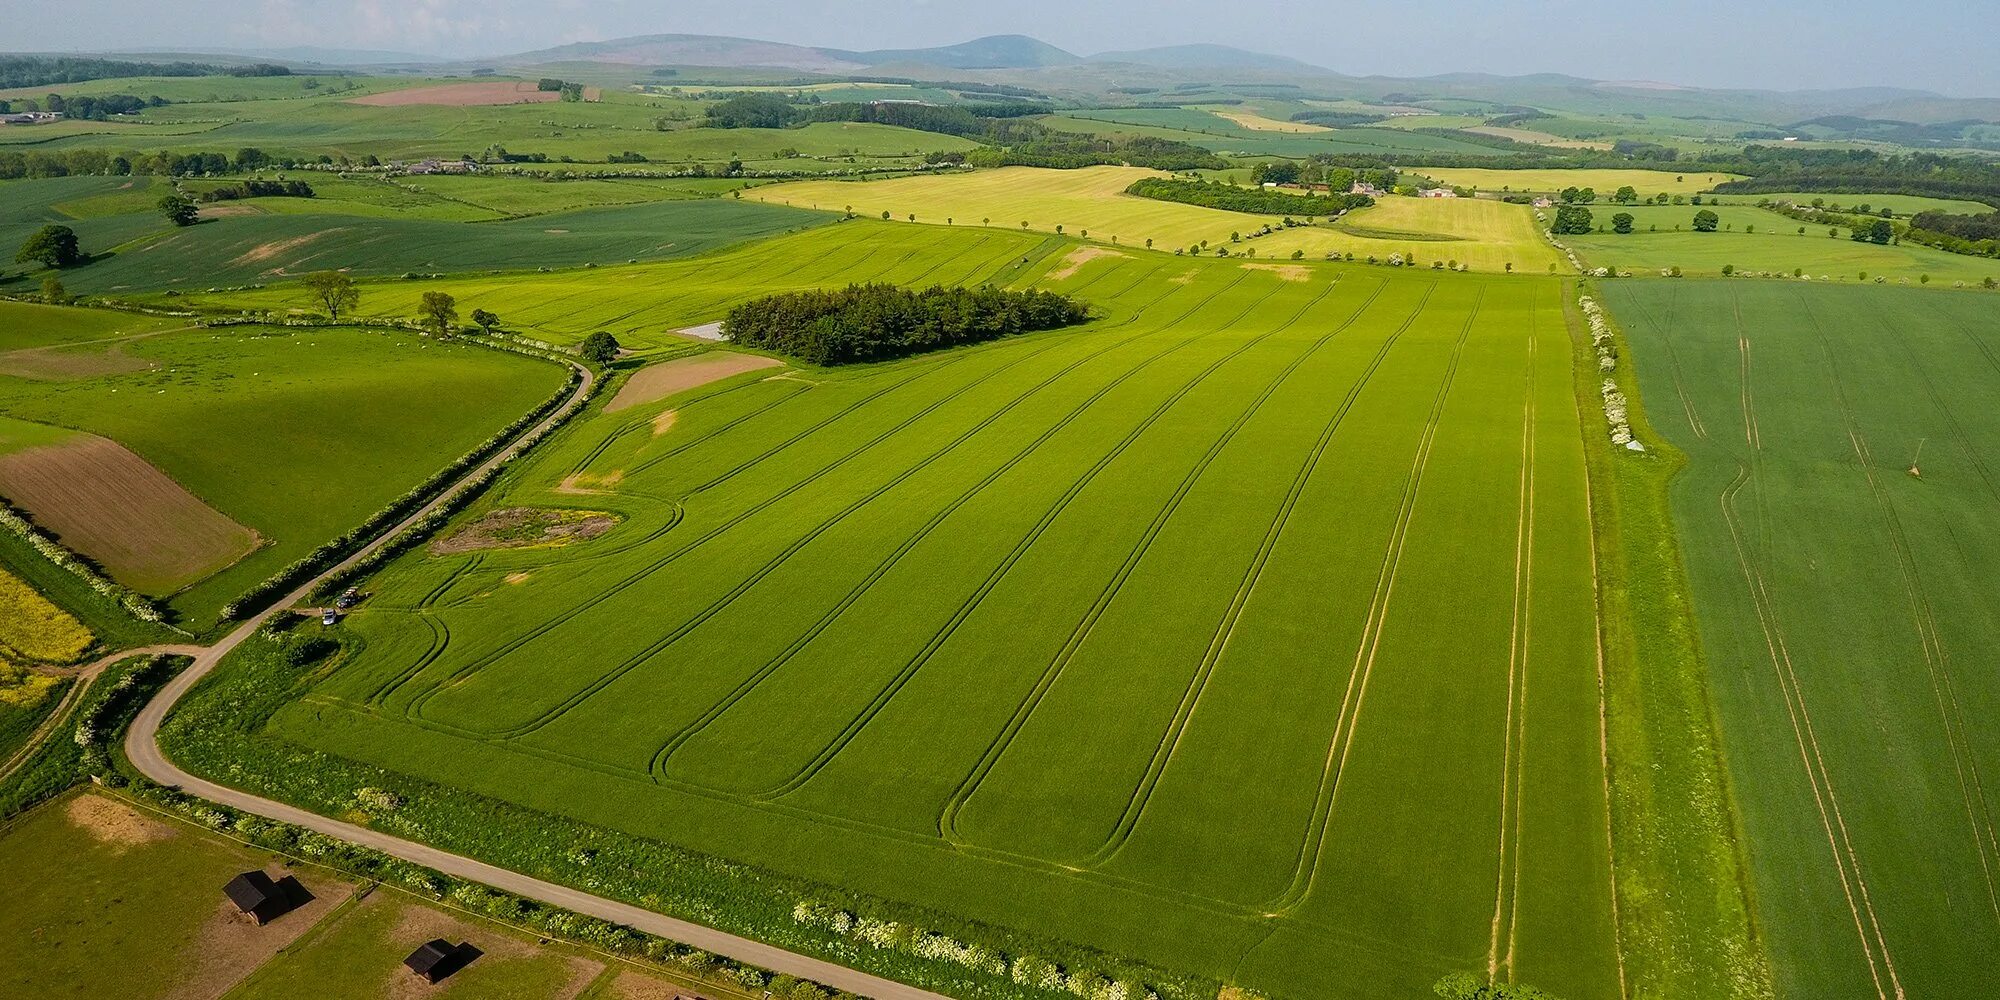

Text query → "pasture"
[1410,167,1743,196]
[159,222,1071,349]
[1565,227,2000,283]
[1749,191,1998,216]
[42,198,827,294]
[1606,280,2000,1000]
[213,246,1623,1000]
[0,320,566,624]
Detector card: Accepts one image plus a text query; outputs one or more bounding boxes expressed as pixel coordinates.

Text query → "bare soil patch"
[1240,262,1313,282]
[612,968,726,1000]
[606,352,784,412]
[349,81,558,107]
[386,896,601,1000]
[1047,246,1128,280]
[0,433,259,593]
[166,867,355,1000]
[65,794,176,848]
[0,342,155,380]
[557,470,623,494]
[674,321,725,342]
[229,230,332,267]
[431,507,618,555]
[198,203,264,219]
[652,410,679,436]
[504,571,531,585]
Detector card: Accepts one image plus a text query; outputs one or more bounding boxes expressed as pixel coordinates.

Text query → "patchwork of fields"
[254,248,1621,1000]
[1607,281,2000,999]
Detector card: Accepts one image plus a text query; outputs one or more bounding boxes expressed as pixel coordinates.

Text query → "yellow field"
[1254,195,1563,272]
[1201,107,1331,133]
[747,166,1559,273]
[0,568,92,666]
[1463,126,1613,150]
[747,165,1297,248]
[1410,167,1744,196]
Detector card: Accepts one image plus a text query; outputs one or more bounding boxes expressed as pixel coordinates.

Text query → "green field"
[1748,191,1999,216]
[1411,167,1744,196]
[185,238,1625,1000]
[156,221,1071,348]
[1606,280,2000,1000]
[1046,111,1512,158]
[0,320,566,624]
[33,198,826,293]
[1566,225,2000,283]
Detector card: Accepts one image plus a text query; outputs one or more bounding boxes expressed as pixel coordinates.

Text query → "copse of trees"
[197,179,315,202]
[1904,210,2000,258]
[1552,205,1594,235]
[1126,177,1370,216]
[723,283,1088,366]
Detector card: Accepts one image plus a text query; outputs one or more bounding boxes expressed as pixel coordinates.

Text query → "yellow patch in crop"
[0,568,92,665]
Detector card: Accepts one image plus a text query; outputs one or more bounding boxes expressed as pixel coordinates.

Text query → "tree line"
[0,56,289,90]
[1125,177,1371,216]
[723,284,1088,365]
[0,92,168,119]
[0,145,299,180]
[1905,211,2000,258]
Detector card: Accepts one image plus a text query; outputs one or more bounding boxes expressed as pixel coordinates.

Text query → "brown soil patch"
[612,968,725,1000]
[1241,262,1312,282]
[229,230,331,267]
[350,81,557,107]
[198,203,264,219]
[606,352,784,413]
[651,410,678,436]
[166,866,355,1000]
[557,470,623,494]
[1046,245,1128,280]
[386,897,601,1000]
[66,794,176,848]
[504,571,531,585]
[431,507,618,555]
[0,433,259,593]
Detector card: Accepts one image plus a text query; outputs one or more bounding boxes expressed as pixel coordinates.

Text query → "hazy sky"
[10,0,1997,98]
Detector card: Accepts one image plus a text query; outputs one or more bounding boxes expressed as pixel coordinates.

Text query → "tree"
[302,270,359,320]
[1612,212,1636,235]
[157,193,198,227]
[16,224,81,268]
[470,308,499,334]
[579,331,621,363]
[1612,185,1638,204]
[1552,205,1594,235]
[1985,277,1997,290]
[418,291,457,337]
[40,276,68,304]
[1692,209,1720,233]
[1721,263,1736,276]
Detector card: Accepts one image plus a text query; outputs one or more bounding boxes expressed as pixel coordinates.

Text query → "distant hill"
[1086,44,1326,74]
[829,35,1079,70]
[498,34,865,73]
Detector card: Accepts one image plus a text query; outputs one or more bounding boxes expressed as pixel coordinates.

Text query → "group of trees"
[0,92,167,119]
[723,283,1088,365]
[1552,205,1594,235]
[1126,176,1371,216]
[966,130,1224,171]
[0,146,292,180]
[536,78,585,101]
[0,55,287,90]
[197,178,315,201]
[1904,210,2000,258]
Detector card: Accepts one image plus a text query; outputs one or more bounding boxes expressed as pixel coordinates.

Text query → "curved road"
[120,359,952,1000]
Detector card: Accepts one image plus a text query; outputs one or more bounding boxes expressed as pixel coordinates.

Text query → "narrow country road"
[117,358,952,1000]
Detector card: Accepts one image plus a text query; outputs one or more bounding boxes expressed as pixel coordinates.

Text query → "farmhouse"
[1350,181,1386,197]
[0,111,63,125]
[222,870,300,925]
[1420,188,1460,198]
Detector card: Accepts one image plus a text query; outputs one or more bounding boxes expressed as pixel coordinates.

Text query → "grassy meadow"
[1412,167,1744,196]
[1567,226,2000,283]
[0,320,567,624]
[171,238,1628,1000]
[1607,280,2000,1000]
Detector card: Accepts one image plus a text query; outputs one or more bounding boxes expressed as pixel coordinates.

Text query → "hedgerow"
[1124,177,1371,217]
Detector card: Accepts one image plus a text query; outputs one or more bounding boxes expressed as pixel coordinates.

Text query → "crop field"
[1043,112,1513,158]
[46,198,826,293]
[219,244,1625,1000]
[160,222,1071,348]
[1565,227,2000,283]
[1605,280,2000,1000]
[0,565,93,666]
[1749,191,1999,216]
[1411,167,1743,196]
[743,166,1559,272]
[0,321,566,623]
[0,176,175,262]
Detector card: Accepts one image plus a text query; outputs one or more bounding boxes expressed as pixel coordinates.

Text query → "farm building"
[222,870,299,925]
[1350,182,1386,197]
[404,938,477,983]
[1420,188,1460,198]
[0,112,63,125]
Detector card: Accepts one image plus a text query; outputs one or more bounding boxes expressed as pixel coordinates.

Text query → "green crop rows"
[1606,280,2000,1000]
[199,238,1628,1000]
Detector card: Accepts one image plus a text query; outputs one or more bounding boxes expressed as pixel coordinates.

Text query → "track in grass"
[1608,280,2000,1000]
[207,224,1615,1000]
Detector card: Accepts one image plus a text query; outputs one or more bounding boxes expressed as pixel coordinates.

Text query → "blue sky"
[10,0,1996,97]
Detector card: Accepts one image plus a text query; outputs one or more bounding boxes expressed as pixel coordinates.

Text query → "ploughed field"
[1607,280,2000,1000]
[258,242,1622,1000]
